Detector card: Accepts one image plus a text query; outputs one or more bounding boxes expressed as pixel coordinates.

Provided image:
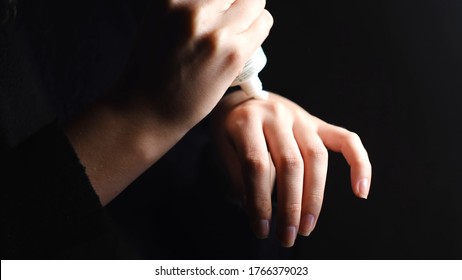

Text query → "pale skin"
[210,90,372,247]
[65,0,273,204]
[64,0,372,248]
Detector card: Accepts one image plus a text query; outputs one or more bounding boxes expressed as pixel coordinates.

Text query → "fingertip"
[299,214,316,237]
[356,178,370,199]
[253,219,270,239]
[280,226,297,247]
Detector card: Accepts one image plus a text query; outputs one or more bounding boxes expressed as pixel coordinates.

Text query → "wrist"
[64,92,188,205]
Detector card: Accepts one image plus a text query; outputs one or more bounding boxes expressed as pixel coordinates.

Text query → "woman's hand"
[116,0,274,132]
[210,91,372,247]
[65,0,273,206]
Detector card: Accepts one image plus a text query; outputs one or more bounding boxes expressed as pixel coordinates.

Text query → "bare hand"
[211,91,372,247]
[115,0,274,132]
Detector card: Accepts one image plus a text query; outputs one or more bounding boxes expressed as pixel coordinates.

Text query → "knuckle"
[230,104,253,120]
[202,36,245,74]
[305,145,329,162]
[224,46,246,72]
[250,197,272,217]
[278,153,303,172]
[266,101,287,116]
[226,105,255,129]
[344,131,362,145]
[262,9,274,28]
[282,202,302,217]
[341,131,371,165]
[308,191,324,206]
[356,155,372,168]
[198,30,224,53]
[243,153,269,175]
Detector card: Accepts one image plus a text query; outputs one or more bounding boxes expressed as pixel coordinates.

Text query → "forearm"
[64,94,187,206]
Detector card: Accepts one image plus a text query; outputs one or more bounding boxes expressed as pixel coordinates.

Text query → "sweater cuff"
[2,121,111,258]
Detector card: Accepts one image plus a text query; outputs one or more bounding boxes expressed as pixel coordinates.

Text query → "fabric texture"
[1,121,120,259]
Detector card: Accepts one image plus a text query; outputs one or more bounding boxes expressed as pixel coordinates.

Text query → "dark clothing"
[2,0,461,260]
[1,122,116,259]
[0,0,143,259]
[0,0,266,260]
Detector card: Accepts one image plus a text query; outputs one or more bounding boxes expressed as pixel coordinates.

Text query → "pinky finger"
[318,124,372,199]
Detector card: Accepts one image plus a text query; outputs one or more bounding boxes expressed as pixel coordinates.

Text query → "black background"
[5,0,461,259]
[261,0,462,259]
[108,0,462,259]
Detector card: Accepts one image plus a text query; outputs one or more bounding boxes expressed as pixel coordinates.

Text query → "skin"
[210,90,372,247]
[65,0,372,248]
[64,0,273,206]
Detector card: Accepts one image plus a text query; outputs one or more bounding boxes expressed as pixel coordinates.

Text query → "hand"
[114,0,274,132]
[65,0,273,205]
[210,91,372,247]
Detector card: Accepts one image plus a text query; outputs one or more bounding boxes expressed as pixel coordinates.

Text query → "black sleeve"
[1,121,118,259]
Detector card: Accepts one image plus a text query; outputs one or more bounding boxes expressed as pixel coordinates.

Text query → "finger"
[317,122,372,199]
[263,105,304,247]
[235,9,273,53]
[293,126,328,237]
[228,105,273,239]
[223,0,267,33]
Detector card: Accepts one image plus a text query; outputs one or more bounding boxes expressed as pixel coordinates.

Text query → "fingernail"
[254,219,270,239]
[358,178,370,199]
[299,214,316,236]
[281,226,297,247]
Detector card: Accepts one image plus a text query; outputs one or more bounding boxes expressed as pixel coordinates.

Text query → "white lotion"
[231,47,268,100]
